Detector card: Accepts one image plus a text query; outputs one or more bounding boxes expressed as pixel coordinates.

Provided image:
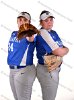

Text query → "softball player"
[36,10,69,100]
[7,12,36,100]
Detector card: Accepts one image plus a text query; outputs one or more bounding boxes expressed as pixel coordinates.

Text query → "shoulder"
[40,28,47,33]
[40,29,50,37]
[50,30,60,37]
[11,31,18,35]
[11,31,18,36]
[39,29,52,40]
[40,29,57,35]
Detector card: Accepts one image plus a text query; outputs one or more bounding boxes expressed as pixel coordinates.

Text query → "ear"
[40,20,43,26]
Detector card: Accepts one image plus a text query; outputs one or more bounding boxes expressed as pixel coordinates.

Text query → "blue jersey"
[7,31,36,66]
[36,29,63,64]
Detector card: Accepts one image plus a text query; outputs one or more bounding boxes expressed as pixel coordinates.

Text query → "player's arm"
[52,47,69,57]
[40,29,69,57]
[26,35,34,42]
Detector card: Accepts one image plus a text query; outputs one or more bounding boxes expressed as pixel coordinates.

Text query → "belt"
[10,65,26,69]
[38,63,44,65]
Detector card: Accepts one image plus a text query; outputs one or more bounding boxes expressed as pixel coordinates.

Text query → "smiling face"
[40,17,54,30]
[17,17,30,29]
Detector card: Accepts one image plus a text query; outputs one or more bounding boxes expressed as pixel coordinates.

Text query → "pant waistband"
[9,65,26,69]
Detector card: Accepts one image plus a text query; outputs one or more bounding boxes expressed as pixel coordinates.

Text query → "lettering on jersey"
[56,41,63,47]
[8,36,20,52]
[8,43,13,51]
[9,37,20,43]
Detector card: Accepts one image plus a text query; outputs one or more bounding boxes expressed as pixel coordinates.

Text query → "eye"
[45,19,48,22]
[18,18,23,21]
[19,18,22,21]
[24,18,27,21]
[50,18,53,21]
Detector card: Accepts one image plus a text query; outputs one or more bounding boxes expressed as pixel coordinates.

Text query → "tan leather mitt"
[44,55,62,72]
[17,23,40,40]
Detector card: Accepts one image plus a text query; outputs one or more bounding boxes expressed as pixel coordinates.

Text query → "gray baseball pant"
[9,65,36,100]
[36,63,61,100]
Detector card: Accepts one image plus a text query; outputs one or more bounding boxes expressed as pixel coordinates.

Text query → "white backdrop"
[0,0,74,100]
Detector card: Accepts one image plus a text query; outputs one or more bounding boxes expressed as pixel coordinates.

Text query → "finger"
[47,66,57,72]
[48,63,59,70]
[47,62,62,72]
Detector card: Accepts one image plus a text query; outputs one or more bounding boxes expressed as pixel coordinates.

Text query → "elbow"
[64,48,69,55]
[52,47,69,57]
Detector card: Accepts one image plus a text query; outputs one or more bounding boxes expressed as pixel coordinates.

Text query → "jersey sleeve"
[40,29,60,51]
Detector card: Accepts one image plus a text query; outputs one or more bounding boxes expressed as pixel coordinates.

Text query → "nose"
[18,21,24,28]
[48,20,51,24]
[20,21,24,25]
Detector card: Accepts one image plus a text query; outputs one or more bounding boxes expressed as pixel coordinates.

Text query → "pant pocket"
[50,67,60,82]
[55,66,61,72]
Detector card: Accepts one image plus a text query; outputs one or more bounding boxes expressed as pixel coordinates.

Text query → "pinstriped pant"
[36,63,61,100]
[9,65,36,100]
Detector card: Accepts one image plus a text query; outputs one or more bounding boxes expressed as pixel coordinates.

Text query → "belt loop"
[14,66,17,69]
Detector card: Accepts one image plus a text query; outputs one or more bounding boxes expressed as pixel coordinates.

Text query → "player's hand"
[26,35,34,42]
